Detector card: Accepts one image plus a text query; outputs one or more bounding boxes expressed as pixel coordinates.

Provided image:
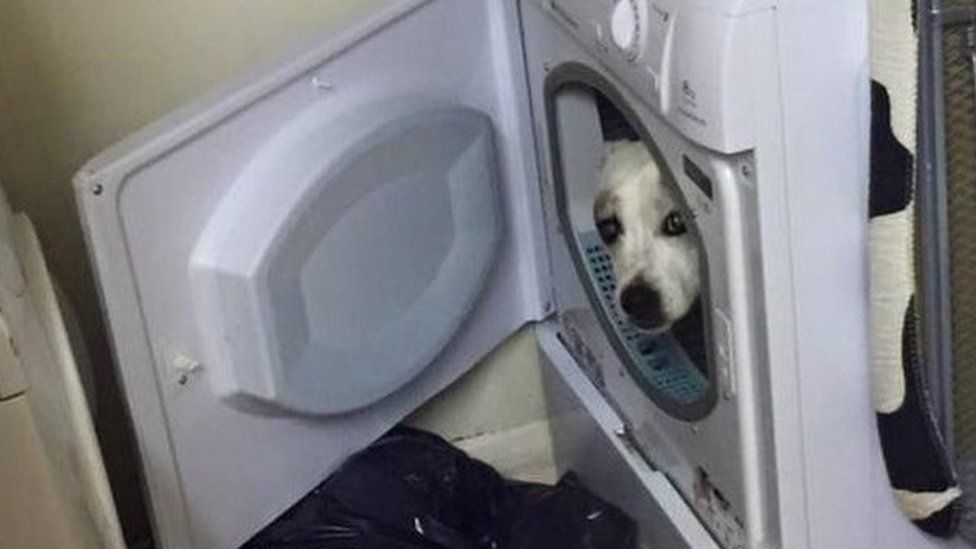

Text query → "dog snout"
[619,280,664,329]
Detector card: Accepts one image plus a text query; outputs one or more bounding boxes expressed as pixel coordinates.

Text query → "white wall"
[408,329,546,441]
[0,2,383,545]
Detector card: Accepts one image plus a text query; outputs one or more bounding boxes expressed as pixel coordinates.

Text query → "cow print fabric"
[869,2,960,534]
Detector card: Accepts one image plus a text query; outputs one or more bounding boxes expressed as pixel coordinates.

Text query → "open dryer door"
[74,1,546,547]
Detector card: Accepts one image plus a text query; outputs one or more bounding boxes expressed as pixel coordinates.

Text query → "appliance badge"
[678,79,707,127]
[681,79,697,107]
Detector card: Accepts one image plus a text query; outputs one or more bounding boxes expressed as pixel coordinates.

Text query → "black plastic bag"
[244,427,637,549]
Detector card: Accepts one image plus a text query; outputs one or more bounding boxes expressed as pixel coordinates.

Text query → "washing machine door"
[74,1,546,547]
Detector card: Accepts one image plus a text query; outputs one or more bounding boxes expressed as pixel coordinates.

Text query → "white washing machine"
[0,186,124,549]
[74,1,954,548]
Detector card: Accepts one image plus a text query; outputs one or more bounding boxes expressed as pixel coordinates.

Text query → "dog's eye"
[662,211,687,237]
[596,216,622,245]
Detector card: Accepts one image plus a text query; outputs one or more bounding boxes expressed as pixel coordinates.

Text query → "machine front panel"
[522,2,771,546]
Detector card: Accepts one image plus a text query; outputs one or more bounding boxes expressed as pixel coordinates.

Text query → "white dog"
[593,140,701,333]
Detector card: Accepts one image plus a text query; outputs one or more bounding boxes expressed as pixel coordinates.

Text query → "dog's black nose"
[620,281,664,329]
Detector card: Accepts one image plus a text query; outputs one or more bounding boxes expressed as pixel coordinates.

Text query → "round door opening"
[546,71,717,420]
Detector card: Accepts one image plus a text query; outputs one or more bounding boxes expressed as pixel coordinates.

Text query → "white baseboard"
[452,419,558,484]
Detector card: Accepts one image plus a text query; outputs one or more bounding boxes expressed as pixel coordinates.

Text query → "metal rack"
[918,0,955,449]
[920,0,976,543]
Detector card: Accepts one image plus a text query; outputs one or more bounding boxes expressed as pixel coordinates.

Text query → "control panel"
[543,0,772,154]
[609,0,646,59]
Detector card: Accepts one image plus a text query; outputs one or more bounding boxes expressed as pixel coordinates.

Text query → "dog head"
[593,140,701,333]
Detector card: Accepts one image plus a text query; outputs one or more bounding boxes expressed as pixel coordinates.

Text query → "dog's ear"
[603,139,630,157]
[599,139,630,171]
